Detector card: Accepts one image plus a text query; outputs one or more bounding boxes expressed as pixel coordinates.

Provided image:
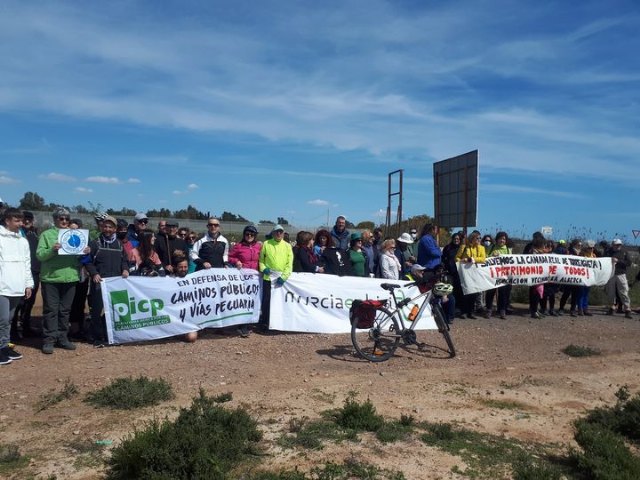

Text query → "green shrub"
[580,387,640,443]
[248,460,406,479]
[106,389,262,480]
[333,395,384,432]
[85,376,174,409]
[562,344,601,357]
[0,444,29,474]
[512,455,563,480]
[572,420,640,479]
[35,379,79,412]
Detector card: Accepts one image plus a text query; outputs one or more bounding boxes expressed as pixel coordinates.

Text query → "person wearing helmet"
[408,264,455,325]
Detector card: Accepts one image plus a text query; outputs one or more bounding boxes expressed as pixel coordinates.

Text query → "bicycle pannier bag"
[349,299,387,329]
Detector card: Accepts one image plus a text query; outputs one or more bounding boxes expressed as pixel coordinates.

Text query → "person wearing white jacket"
[0,208,34,365]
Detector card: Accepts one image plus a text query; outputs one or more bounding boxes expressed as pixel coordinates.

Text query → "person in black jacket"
[82,216,129,346]
[294,231,324,273]
[11,210,40,339]
[155,221,187,274]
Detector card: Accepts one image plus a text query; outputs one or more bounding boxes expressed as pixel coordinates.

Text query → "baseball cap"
[271,224,285,233]
[612,238,623,245]
[102,215,117,226]
[53,207,70,219]
[411,264,426,274]
[134,212,148,222]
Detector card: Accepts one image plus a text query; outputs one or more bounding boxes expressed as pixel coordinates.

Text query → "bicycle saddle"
[380,283,401,291]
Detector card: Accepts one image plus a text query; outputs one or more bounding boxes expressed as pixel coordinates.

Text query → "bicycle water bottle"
[408,304,420,322]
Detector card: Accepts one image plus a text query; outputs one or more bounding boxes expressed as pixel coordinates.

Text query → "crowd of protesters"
[1,201,638,366]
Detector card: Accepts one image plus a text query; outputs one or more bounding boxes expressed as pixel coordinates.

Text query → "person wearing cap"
[228,225,262,271]
[190,217,229,270]
[0,208,33,365]
[36,207,89,354]
[346,232,368,277]
[330,215,350,251]
[82,215,130,346]
[605,239,633,318]
[258,224,293,330]
[11,210,40,338]
[127,212,149,248]
[395,233,416,277]
[155,221,187,274]
[553,239,568,255]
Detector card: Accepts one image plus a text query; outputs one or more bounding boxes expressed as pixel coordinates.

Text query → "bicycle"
[350,278,456,362]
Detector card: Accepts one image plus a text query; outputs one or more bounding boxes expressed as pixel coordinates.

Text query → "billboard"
[433,150,478,228]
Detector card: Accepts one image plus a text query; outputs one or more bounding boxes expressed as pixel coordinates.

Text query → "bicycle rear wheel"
[432,303,456,358]
[351,307,400,362]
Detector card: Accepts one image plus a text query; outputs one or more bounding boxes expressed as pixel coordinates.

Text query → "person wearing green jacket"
[258,225,293,331]
[36,208,89,354]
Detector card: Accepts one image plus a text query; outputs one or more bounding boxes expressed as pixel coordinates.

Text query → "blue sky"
[0,0,638,242]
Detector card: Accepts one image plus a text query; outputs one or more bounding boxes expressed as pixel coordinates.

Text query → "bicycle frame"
[388,287,435,333]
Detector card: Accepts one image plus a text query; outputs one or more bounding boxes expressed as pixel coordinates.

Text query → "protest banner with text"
[458,254,614,295]
[101,269,261,344]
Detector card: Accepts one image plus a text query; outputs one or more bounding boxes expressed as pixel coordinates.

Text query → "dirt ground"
[2,301,640,479]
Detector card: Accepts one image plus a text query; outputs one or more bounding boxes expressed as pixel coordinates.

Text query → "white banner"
[270,273,435,333]
[101,269,261,344]
[459,254,615,295]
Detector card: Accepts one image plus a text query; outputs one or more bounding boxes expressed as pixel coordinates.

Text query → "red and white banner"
[458,254,614,295]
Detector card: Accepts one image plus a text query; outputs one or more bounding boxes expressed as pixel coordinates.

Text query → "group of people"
[1,204,637,366]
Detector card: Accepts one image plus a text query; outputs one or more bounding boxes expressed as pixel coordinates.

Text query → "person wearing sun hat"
[36,208,89,354]
[605,239,633,318]
[395,232,416,276]
[258,224,293,330]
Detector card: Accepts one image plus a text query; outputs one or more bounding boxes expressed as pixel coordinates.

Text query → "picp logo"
[110,289,168,330]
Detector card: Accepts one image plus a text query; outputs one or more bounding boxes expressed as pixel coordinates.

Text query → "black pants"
[260,279,271,327]
[88,282,107,342]
[559,285,579,312]
[70,279,89,333]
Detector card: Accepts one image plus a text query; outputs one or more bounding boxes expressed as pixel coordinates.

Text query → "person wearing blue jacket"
[417,223,441,271]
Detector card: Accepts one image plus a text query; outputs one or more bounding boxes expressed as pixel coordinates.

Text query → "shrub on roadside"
[106,389,262,479]
[85,376,174,410]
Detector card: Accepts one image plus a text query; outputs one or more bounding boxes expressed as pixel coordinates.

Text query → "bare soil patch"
[2,305,640,479]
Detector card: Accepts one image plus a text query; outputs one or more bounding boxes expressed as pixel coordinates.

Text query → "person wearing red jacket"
[228,225,262,271]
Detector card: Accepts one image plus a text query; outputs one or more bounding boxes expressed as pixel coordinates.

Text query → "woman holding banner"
[455,232,486,319]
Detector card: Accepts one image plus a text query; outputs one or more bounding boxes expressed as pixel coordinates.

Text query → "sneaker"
[548,310,558,317]
[583,310,593,316]
[531,312,542,319]
[606,308,614,315]
[237,326,251,338]
[499,310,506,320]
[625,311,633,319]
[570,310,577,317]
[556,309,565,316]
[55,340,77,351]
[0,350,12,365]
[42,343,54,355]
[2,346,22,360]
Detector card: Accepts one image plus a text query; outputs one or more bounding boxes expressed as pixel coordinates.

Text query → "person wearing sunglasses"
[126,212,149,248]
[155,222,187,274]
[190,218,229,270]
[36,208,89,354]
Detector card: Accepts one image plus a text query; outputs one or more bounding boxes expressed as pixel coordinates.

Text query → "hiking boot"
[499,310,506,320]
[42,343,54,355]
[1,346,22,361]
[625,311,633,319]
[55,340,77,351]
[484,310,492,319]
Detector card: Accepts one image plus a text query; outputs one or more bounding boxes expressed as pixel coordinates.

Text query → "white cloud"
[40,172,76,182]
[85,176,120,184]
[187,183,198,190]
[75,186,93,193]
[307,199,329,206]
[172,190,182,195]
[127,177,141,184]
[0,175,19,184]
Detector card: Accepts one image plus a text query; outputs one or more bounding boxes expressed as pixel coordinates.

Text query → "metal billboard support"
[385,169,403,239]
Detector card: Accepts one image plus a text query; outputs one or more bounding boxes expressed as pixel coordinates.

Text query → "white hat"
[612,238,623,245]
[397,233,414,244]
[271,224,285,233]
[134,212,148,222]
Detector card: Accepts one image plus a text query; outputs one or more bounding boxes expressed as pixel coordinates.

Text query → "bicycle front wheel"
[351,307,401,362]
[432,303,456,358]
